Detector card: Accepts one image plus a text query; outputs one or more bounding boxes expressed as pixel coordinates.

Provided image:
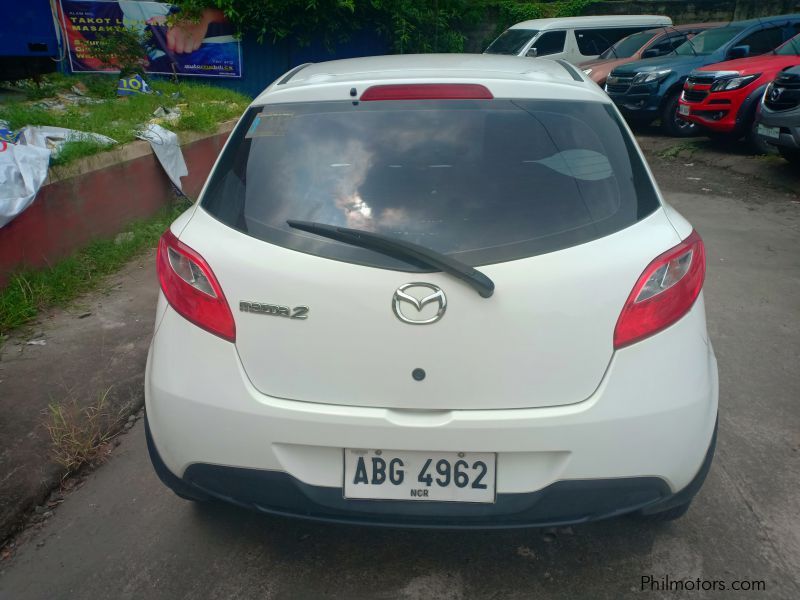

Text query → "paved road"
[1,146,799,599]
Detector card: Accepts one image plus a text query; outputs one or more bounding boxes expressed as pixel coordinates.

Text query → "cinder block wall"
[581,0,800,22]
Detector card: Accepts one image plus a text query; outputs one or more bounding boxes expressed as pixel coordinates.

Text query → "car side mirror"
[641,48,660,59]
[526,47,538,57]
[727,45,750,59]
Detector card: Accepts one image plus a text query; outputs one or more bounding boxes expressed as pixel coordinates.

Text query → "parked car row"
[487,14,800,165]
[579,23,724,88]
[680,33,800,157]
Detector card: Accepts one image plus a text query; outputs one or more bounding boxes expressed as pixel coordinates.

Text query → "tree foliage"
[166,0,597,53]
[168,0,360,45]
[85,26,153,75]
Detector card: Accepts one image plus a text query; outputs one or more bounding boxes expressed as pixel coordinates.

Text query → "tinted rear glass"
[202,99,660,271]
[600,30,657,59]
[776,32,800,55]
[531,30,567,56]
[485,29,537,54]
[675,26,743,55]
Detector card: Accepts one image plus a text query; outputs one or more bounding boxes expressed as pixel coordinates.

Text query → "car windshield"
[201,99,660,271]
[775,33,800,55]
[600,30,658,59]
[485,29,538,55]
[675,26,744,55]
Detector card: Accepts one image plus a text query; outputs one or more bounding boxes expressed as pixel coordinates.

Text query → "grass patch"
[49,138,113,166]
[5,73,117,101]
[46,388,124,475]
[0,73,250,163]
[658,141,701,160]
[0,200,190,336]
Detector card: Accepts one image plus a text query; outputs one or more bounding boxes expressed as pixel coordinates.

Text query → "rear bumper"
[608,93,661,122]
[145,289,718,526]
[606,80,666,122]
[146,415,717,528]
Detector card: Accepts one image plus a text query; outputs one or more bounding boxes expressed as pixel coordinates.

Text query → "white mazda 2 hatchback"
[145,54,718,527]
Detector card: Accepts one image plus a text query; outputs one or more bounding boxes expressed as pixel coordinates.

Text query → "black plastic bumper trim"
[146,415,716,529]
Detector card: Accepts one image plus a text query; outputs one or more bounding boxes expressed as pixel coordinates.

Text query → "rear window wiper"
[286,220,495,298]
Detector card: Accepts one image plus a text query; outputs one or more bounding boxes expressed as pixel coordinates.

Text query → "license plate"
[344,449,496,503]
[678,104,691,116]
[757,124,780,140]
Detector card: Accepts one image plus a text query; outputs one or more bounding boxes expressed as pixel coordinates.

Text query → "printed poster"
[58,0,242,78]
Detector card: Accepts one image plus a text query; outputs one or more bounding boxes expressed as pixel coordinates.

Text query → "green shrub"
[85,26,153,76]
[168,0,596,54]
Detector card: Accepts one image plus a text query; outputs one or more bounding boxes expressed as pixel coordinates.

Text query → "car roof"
[253,54,608,106]
[611,22,726,42]
[722,13,800,29]
[509,15,671,30]
[645,21,727,33]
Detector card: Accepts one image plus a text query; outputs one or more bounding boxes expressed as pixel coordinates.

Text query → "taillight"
[614,230,705,349]
[156,229,236,342]
[360,84,494,101]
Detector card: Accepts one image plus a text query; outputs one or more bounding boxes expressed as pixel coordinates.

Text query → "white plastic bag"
[0,142,51,228]
[0,126,117,228]
[137,124,188,191]
[17,125,116,157]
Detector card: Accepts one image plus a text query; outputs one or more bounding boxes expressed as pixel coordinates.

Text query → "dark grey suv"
[757,65,800,165]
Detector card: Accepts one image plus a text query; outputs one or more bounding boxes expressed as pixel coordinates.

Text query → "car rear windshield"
[776,33,800,55]
[675,26,743,55]
[201,99,660,271]
[599,30,657,59]
[485,29,537,54]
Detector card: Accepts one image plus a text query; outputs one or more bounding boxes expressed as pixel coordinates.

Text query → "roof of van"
[253,54,607,105]
[509,15,672,30]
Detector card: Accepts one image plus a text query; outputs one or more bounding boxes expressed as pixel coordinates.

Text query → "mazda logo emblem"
[392,283,447,325]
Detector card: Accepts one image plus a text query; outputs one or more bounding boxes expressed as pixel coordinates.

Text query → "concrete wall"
[582,0,800,22]
[0,123,234,289]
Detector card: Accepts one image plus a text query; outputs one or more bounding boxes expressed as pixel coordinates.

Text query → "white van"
[484,15,673,64]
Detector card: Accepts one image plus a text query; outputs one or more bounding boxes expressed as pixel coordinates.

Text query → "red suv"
[679,33,800,151]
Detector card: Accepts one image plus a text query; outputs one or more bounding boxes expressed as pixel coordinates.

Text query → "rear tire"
[746,126,774,155]
[627,117,656,133]
[744,106,774,155]
[632,500,692,523]
[661,91,699,137]
[778,146,800,165]
[706,131,739,145]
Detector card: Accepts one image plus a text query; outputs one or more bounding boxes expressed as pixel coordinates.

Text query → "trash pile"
[0,75,189,229]
[137,123,187,191]
[0,124,116,228]
[126,73,189,194]
[32,81,107,112]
